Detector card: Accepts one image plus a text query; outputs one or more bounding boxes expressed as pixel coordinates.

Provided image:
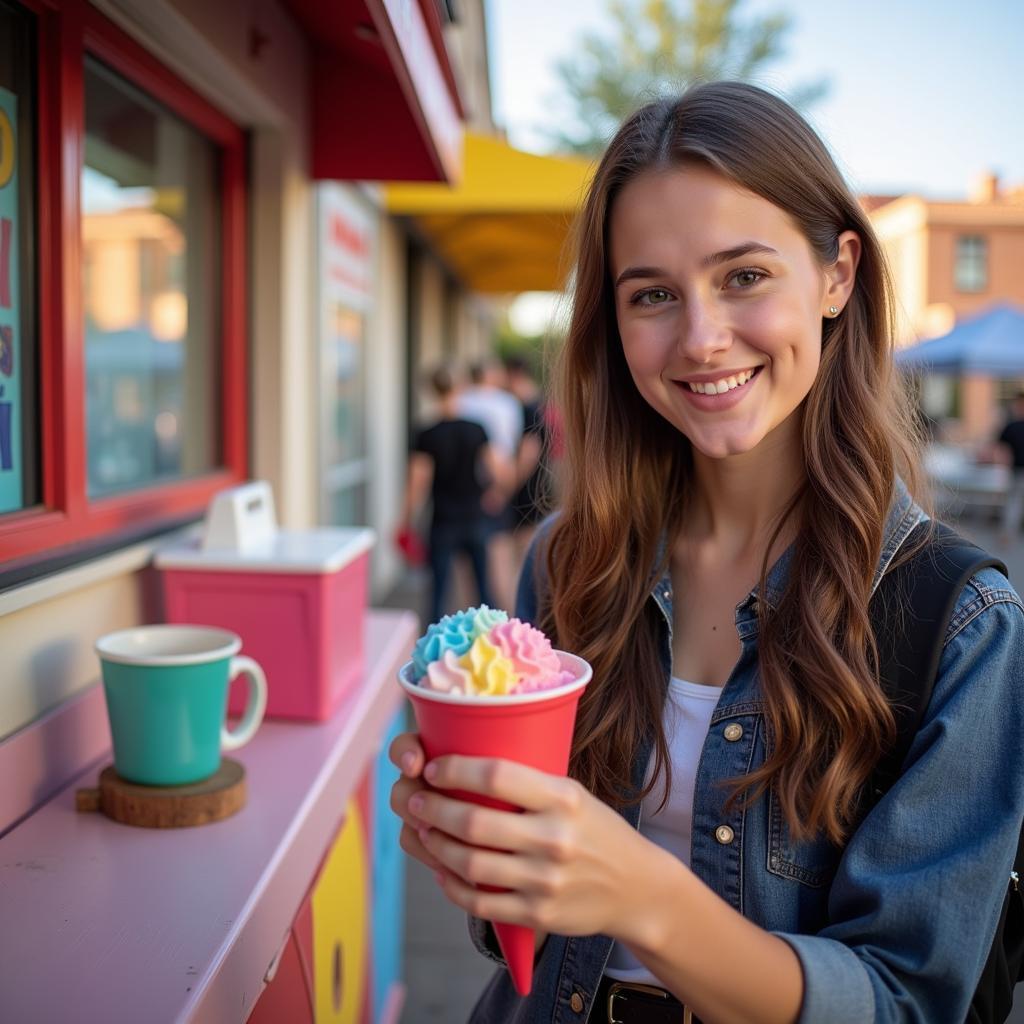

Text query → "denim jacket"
[467,484,1024,1023]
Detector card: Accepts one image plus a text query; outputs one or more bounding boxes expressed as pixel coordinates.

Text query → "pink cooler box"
[156,528,376,721]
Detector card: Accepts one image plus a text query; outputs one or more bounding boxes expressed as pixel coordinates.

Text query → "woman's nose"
[676,299,731,363]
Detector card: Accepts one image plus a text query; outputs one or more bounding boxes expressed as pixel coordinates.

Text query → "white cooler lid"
[154,527,376,574]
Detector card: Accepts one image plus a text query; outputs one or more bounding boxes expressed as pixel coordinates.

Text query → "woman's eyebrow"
[614,265,666,288]
[614,242,781,288]
[702,242,780,267]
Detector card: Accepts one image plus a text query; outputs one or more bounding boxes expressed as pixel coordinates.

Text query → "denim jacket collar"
[650,477,924,629]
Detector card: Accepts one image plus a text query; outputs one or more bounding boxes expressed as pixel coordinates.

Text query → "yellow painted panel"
[312,801,369,1024]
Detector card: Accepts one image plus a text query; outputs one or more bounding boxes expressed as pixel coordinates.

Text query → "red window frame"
[0,0,247,565]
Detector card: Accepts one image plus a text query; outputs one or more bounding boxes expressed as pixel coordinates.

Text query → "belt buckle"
[606,980,693,1023]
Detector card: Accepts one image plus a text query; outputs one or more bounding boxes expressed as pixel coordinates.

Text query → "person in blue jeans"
[390,83,1024,1023]
[400,364,507,623]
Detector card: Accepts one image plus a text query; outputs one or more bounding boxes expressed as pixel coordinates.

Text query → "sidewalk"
[380,512,1024,1024]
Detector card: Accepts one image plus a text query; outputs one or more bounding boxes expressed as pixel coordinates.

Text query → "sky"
[486,0,1024,200]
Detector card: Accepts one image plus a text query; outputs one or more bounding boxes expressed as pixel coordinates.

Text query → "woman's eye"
[728,268,766,288]
[633,288,672,306]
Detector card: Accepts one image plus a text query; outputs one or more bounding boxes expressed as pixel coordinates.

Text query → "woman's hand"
[388,732,444,873]
[407,754,661,944]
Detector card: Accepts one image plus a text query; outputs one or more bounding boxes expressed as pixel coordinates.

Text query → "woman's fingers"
[424,755,581,815]
[391,773,445,870]
[390,774,426,824]
[408,788,541,854]
[434,866,541,929]
[418,826,543,893]
[388,731,425,778]
[398,821,445,873]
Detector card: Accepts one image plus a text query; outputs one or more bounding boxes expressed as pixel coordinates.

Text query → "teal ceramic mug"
[95,624,268,786]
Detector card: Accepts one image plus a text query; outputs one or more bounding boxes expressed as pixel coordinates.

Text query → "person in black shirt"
[998,389,1024,546]
[400,365,507,622]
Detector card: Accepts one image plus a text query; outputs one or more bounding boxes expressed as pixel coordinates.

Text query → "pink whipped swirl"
[488,618,574,693]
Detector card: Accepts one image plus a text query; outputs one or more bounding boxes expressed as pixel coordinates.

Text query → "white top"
[457,385,524,460]
[604,676,724,983]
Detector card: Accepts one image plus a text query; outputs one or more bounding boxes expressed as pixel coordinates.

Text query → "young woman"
[389,82,1024,1024]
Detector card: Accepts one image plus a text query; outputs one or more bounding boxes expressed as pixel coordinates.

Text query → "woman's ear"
[823,230,861,315]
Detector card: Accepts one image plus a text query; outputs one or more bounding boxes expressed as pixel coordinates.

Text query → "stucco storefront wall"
[0,563,148,738]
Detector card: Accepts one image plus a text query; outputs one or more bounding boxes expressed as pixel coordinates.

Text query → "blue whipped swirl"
[410,605,510,680]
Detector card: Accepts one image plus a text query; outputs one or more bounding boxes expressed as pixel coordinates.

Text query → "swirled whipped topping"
[489,619,575,692]
[411,605,509,680]
[424,649,477,694]
[412,606,572,696]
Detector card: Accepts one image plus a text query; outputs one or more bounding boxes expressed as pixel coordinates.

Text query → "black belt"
[594,974,704,1024]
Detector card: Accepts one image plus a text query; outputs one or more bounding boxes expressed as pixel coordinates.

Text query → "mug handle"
[222,655,268,751]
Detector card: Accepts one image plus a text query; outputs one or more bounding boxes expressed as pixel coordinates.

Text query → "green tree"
[548,0,828,155]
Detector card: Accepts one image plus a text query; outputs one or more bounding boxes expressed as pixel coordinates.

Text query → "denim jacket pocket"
[766,787,840,888]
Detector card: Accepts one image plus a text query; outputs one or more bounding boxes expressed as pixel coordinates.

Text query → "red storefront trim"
[0,0,248,564]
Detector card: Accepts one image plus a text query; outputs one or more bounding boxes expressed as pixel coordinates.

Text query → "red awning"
[284,0,463,183]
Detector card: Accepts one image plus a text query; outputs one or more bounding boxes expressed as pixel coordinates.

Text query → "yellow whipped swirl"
[459,635,517,695]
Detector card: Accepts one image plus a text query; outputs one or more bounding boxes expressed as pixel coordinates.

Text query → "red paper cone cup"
[493,921,536,997]
[398,651,592,996]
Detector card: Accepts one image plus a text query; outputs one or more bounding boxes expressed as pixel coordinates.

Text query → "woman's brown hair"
[539,81,929,844]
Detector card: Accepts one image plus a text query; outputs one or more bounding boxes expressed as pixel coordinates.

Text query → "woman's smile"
[673,365,764,411]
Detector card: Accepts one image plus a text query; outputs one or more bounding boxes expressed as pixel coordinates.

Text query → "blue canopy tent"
[895,302,1024,375]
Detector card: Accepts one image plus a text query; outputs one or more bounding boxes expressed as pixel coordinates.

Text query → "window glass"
[83,58,221,498]
[0,0,39,515]
[954,235,987,293]
[330,482,366,529]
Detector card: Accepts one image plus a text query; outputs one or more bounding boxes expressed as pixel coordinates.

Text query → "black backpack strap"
[869,519,1008,799]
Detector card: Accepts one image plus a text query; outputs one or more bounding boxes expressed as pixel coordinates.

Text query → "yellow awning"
[385,133,594,293]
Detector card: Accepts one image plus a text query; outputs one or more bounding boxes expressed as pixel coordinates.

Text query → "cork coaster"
[75,759,246,828]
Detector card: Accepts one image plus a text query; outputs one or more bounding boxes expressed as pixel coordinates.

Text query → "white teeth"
[686,368,756,394]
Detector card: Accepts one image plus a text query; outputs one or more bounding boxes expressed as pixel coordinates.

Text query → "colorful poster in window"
[0,86,21,512]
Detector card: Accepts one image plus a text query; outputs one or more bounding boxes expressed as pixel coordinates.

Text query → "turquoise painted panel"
[371,706,407,1021]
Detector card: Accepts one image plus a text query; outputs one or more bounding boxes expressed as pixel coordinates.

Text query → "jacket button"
[723,723,743,742]
[715,824,735,844]
[570,991,585,1013]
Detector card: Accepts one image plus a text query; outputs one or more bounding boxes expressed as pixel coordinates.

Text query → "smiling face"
[610,164,836,461]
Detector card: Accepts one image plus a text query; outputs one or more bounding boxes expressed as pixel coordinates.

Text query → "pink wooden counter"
[0,608,416,1024]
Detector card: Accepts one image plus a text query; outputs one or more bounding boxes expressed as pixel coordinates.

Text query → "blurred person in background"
[997,389,1024,547]
[457,358,524,609]
[399,364,507,623]
[504,354,554,563]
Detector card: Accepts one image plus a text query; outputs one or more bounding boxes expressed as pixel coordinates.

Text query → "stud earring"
[828,305,839,316]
